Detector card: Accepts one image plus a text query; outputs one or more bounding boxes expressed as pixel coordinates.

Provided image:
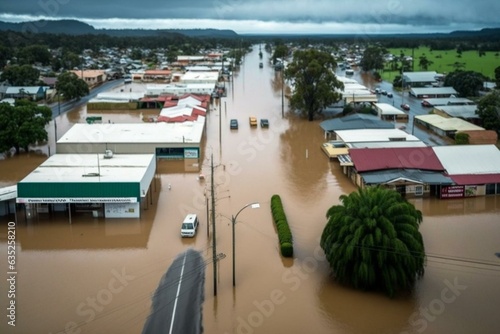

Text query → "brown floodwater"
[1,46,500,334]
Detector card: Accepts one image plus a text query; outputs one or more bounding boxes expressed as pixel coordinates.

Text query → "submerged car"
[230,119,238,129]
[387,92,393,98]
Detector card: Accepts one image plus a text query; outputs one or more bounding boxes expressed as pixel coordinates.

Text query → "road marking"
[169,252,187,334]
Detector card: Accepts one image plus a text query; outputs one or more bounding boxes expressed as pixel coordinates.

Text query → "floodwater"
[1,46,500,334]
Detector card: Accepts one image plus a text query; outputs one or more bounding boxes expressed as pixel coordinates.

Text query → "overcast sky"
[1,0,499,34]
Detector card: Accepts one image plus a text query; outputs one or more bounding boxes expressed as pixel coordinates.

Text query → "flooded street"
[1,46,500,334]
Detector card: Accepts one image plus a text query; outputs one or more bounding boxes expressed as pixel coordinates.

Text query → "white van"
[181,214,199,238]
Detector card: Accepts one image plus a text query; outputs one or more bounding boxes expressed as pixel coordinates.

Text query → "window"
[415,185,424,196]
[485,183,496,195]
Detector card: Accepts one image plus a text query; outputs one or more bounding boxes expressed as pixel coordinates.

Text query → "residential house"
[341,147,453,198]
[71,70,106,88]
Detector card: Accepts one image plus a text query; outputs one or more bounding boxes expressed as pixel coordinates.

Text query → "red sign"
[440,185,465,199]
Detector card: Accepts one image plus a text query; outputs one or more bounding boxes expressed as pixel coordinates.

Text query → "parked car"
[421,100,432,107]
[181,214,199,238]
[387,92,393,98]
[249,116,258,127]
[230,119,238,129]
[260,118,269,128]
[400,103,410,111]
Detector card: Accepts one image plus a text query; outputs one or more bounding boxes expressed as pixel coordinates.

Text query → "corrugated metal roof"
[319,114,393,132]
[350,147,445,172]
[433,145,500,175]
[57,121,205,145]
[335,129,420,143]
[435,105,479,119]
[374,103,406,115]
[450,174,500,185]
[18,154,155,183]
[415,114,483,131]
[361,169,454,185]
[0,185,17,201]
[403,71,438,82]
[410,87,457,95]
[348,141,427,148]
[423,97,474,106]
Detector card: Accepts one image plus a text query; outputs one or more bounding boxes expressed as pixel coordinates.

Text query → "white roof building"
[433,145,500,175]
[415,114,483,133]
[181,71,219,84]
[58,122,205,146]
[374,103,408,118]
[335,129,421,143]
[145,83,215,96]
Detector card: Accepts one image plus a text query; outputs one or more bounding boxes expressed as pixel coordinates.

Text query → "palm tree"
[320,186,425,297]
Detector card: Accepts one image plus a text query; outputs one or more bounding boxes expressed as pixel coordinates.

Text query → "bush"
[270,194,294,257]
[455,132,469,145]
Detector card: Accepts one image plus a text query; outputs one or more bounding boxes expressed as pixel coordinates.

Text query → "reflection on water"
[0,45,499,334]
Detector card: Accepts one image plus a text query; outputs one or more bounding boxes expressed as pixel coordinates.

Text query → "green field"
[380,46,500,83]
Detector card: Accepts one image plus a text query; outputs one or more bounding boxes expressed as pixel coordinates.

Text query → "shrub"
[270,194,294,257]
[455,132,469,145]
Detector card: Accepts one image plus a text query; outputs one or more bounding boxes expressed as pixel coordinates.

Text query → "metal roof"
[410,87,457,96]
[347,141,427,149]
[319,114,393,132]
[450,174,500,185]
[5,86,45,94]
[18,154,155,183]
[432,145,500,175]
[57,121,205,145]
[349,147,445,172]
[423,97,474,106]
[402,71,438,83]
[361,169,454,185]
[374,103,407,115]
[335,129,420,143]
[435,105,479,119]
[415,114,483,132]
[181,71,219,82]
[0,185,17,201]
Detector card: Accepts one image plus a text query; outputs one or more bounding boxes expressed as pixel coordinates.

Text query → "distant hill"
[0,19,239,38]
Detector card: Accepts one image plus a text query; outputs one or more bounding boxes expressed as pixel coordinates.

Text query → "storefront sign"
[440,185,465,199]
[17,197,137,204]
[184,148,199,159]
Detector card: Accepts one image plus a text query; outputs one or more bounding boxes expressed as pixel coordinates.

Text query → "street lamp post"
[232,202,260,287]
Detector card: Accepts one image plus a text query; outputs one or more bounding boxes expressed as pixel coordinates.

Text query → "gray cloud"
[1,0,499,32]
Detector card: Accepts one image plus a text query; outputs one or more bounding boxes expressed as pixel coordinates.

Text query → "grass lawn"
[380,46,500,83]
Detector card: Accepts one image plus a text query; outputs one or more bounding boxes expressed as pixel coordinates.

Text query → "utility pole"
[211,154,217,296]
[219,101,222,149]
[281,72,284,118]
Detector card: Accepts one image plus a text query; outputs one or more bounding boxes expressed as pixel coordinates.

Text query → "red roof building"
[349,147,445,172]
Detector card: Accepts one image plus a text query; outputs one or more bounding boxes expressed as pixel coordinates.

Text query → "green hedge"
[270,194,294,257]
